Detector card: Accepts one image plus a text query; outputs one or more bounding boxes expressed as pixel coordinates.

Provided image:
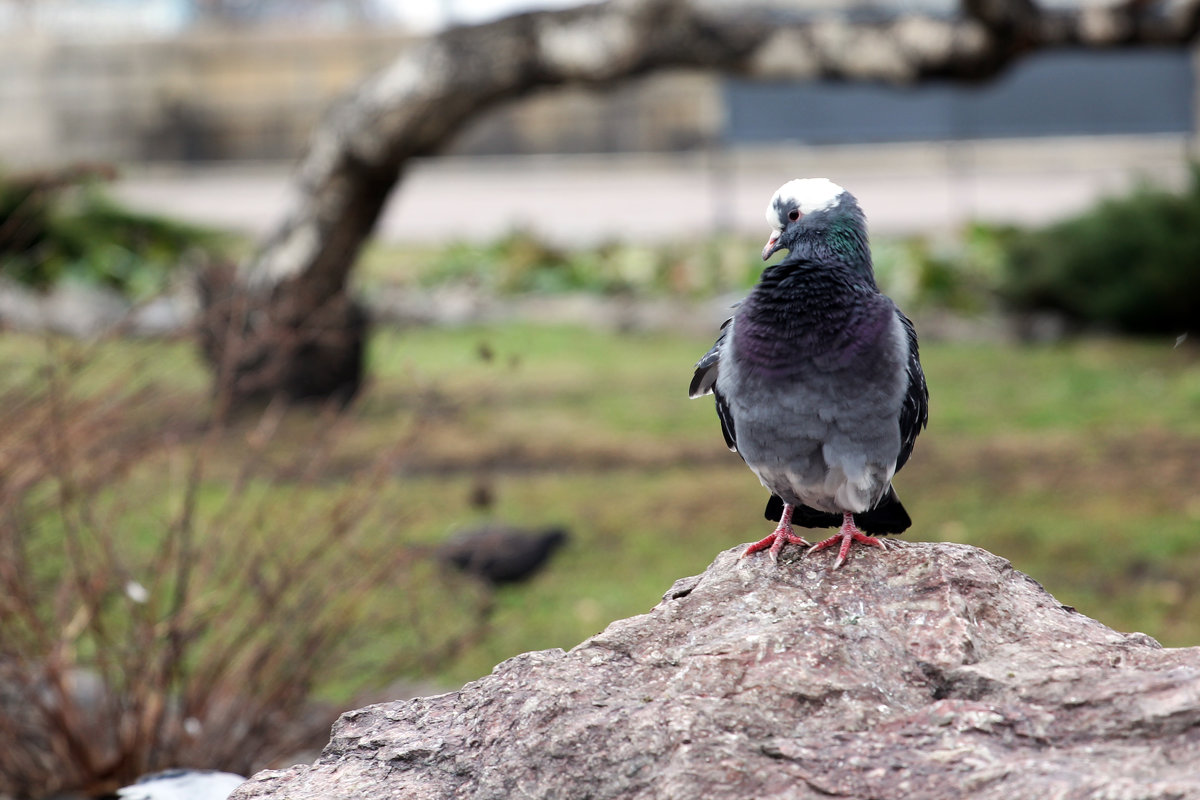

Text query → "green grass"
[368,326,1200,679]
[928,338,1200,436]
[4,324,1199,694]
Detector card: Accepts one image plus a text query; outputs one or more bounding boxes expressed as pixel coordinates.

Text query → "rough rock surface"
[233,542,1200,800]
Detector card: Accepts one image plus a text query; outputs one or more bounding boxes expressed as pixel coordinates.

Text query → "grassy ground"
[4,322,1199,696]
[372,325,1200,681]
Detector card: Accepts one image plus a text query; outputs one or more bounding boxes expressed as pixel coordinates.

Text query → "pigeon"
[113,769,246,800]
[436,524,569,584]
[690,178,928,568]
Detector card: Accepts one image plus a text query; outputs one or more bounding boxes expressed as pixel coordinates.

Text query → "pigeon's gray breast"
[716,294,910,515]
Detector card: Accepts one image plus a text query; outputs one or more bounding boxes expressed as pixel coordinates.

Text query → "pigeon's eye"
[788,209,800,222]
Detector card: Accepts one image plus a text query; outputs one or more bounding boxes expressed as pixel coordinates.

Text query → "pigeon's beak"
[761,229,782,261]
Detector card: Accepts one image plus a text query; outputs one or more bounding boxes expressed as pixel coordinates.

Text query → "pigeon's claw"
[806,513,886,568]
[741,503,811,562]
[742,526,811,561]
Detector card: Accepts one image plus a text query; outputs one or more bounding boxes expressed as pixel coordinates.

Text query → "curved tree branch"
[207,0,1199,403]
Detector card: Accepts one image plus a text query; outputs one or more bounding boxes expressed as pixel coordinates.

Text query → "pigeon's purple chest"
[731,295,891,381]
[730,315,809,380]
[813,303,893,372]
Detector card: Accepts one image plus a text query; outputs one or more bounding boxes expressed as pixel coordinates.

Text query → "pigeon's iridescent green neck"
[786,197,876,287]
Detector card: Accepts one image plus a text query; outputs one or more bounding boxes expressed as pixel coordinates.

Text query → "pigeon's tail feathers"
[853,487,912,534]
[764,494,787,522]
[764,488,912,536]
[764,494,840,528]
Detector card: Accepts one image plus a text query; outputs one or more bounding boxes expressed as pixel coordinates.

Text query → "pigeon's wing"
[688,316,730,398]
[713,385,738,453]
[895,310,929,472]
[690,317,737,452]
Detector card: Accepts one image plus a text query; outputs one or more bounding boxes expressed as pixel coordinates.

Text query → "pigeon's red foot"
[742,526,811,562]
[741,503,811,562]
[806,512,886,569]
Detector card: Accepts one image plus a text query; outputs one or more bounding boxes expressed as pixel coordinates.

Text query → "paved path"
[111,137,1191,247]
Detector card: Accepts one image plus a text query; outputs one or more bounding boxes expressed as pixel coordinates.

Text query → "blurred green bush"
[997,167,1200,334]
[0,166,225,299]
[872,223,1009,314]
[8,163,1198,337]
[412,229,769,297]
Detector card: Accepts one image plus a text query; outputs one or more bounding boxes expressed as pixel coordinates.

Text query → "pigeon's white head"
[762,178,847,261]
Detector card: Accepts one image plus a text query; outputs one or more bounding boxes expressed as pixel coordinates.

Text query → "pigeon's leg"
[741,503,811,562]
[806,512,886,569]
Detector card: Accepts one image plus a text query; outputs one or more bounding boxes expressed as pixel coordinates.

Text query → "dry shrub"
[0,340,492,798]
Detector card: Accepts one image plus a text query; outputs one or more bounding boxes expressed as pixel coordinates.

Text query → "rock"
[231,542,1200,800]
[115,769,247,800]
[127,292,199,336]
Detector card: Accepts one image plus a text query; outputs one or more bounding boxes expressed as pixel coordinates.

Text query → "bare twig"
[0,336,491,795]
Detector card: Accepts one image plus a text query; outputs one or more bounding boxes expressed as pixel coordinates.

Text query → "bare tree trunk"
[201,0,1199,405]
